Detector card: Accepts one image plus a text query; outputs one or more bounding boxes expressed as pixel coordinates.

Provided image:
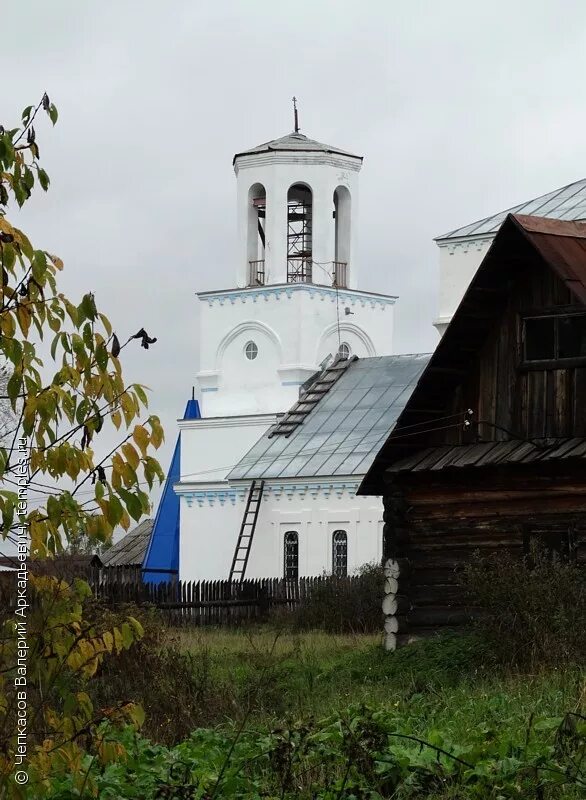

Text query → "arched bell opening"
[287,183,313,283]
[247,182,266,285]
[333,185,351,288]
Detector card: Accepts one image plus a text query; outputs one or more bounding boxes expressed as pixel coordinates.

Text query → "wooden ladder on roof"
[228,480,265,582]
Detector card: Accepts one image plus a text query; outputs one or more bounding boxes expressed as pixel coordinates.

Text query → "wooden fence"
[0,567,357,626]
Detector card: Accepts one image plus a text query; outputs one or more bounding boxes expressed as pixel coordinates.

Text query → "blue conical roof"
[142,396,201,583]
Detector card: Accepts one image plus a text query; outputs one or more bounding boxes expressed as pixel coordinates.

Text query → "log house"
[359,214,586,648]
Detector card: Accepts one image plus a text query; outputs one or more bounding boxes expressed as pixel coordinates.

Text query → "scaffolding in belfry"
[287,184,312,283]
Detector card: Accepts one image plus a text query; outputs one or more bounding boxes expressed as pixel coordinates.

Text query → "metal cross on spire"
[292,96,300,133]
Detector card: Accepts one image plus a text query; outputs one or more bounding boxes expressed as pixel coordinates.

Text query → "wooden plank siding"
[441,261,586,445]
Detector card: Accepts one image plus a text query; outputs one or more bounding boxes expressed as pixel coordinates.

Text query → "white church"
[142,117,586,584]
[143,121,431,583]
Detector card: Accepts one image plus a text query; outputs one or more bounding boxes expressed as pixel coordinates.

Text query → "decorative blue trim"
[261,481,360,500]
[182,487,249,508]
[179,481,361,506]
[281,380,303,386]
[199,284,396,310]
[200,387,218,393]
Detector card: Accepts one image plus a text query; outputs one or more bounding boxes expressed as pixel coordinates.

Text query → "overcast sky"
[4,0,586,511]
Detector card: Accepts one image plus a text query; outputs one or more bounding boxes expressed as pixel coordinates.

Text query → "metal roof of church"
[228,354,430,482]
[436,178,586,241]
[233,131,362,163]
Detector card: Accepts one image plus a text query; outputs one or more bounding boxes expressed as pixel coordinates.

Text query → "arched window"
[287,183,312,283]
[247,183,266,285]
[332,530,348,577]
[337,342,351,359]
[284,531,299,579]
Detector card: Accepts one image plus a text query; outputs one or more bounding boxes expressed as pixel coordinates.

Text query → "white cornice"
[174,477,375,507]
[178,413,278,430]
[197,283,397,309]
[234,152,361,172]
[436,235,494,253]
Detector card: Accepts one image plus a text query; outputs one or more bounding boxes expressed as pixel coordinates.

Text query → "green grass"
[174,626,583,731]
[48,627,586,799]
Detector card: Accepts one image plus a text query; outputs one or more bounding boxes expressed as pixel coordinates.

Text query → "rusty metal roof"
[515,215,586,303]
[388,438,586,474]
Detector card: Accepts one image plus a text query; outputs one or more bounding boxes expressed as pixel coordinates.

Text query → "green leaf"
[134,384,149,407]
[38,168,50,191]
[48,104,58,125]
[32,250,47,281]
[2,243,16,270]
[95,343,108,372]
[120,622,135,649]
[21,105,34,124]
[106,496,124,527]
[6,369,22,402]
[4,336,23,367]
[23,167,34,190]
[80,293,96,322]
[118,487,142,522]
[47,495,60,526]
[14,181,26,207]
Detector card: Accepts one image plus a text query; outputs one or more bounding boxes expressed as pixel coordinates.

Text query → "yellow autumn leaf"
[16,303,32,337]
[121,442,140,471]
[133,424,150,457]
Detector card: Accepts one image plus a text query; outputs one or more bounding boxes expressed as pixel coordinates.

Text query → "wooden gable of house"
[361,213,586,493]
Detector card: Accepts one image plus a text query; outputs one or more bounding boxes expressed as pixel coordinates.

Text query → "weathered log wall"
[383,464,586,641]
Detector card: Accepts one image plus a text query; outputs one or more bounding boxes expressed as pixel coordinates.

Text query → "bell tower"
[233,105,362,290]
[195,114,397,417]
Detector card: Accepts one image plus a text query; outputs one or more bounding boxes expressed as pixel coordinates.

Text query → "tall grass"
[462,546,586,668]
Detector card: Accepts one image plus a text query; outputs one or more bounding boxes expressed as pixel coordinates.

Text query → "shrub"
[84,602,234,744]
[286,563,384,634]
[461,546,586,669]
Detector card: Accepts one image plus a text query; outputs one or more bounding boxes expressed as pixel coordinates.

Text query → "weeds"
[39,702,586,799]
[462,546,586,669]
[284,562,384,633]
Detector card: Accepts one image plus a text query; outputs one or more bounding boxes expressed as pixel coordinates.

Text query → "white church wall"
[178,414,276,484]
[177,482,383,582]
[177,413,277,582]
[178,489,246,582]
[196,286,395,416]
[434,238,493,335]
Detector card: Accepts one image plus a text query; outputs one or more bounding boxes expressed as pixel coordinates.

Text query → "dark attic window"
[523,312,586,366]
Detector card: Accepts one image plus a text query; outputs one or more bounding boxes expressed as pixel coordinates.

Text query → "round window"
[337,342,351,359]
[245,341,258,361]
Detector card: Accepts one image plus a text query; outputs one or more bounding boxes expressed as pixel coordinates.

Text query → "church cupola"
[233,104,363,290]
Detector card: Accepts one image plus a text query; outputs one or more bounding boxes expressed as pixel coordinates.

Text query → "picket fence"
[0,566,356,626]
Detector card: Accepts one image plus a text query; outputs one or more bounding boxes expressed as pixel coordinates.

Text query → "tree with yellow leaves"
[0,95,165,798]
